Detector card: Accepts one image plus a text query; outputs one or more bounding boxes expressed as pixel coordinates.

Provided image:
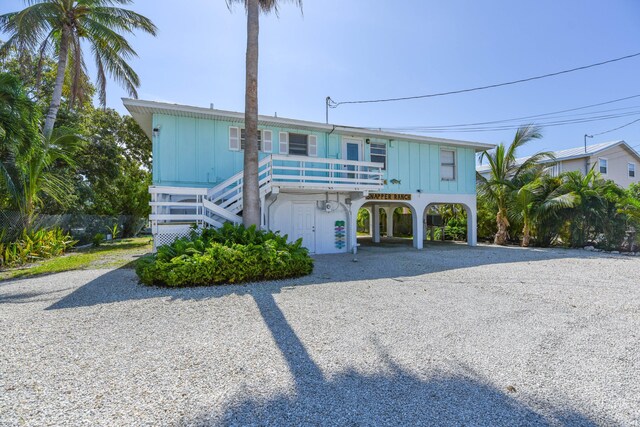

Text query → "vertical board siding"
[409,142,420,191]
[197,119,215,184]
[177,117,197,183]
[152,114,478,194]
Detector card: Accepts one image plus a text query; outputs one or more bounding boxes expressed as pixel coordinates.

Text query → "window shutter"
[308,135,318,157]
[262,130,272,153]
[229,127,240,151]
[279,132,289,154]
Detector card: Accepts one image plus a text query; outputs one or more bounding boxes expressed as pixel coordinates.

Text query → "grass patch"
[0,237,152,281]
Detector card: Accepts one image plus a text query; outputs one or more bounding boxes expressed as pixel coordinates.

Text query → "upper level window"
[629,163,636,178]
[370,142,387,169]
[229,127,273,152]
[289,133,308,155]
[278,132,317,156]
[599,158,608,174]
[240,129,262,151]
[441,149,456,181]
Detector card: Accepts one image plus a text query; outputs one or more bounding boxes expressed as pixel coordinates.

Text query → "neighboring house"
[477,140,640,188]
[124,99,494,254]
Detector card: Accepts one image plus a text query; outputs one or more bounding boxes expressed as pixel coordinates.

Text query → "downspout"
[266,194,278,231]
[337,195,357,261]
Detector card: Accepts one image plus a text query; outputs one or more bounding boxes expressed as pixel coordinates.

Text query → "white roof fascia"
[123,98,495,151]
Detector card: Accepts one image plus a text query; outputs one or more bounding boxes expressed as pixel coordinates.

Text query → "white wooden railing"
[270,154,384,191]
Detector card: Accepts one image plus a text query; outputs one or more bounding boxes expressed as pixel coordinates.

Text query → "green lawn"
[0,237,153,281]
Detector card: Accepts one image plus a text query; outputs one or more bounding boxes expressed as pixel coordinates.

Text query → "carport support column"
[467,203,477,246]
[372,205,381,243]
[412,206,424,249]
[384,207,394,237]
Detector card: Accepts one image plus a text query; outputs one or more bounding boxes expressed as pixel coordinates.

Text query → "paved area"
[1,243,639,426]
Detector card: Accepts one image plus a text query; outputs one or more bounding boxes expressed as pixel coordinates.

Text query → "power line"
[589,117,640,137]
[378,94,640,131]
[328,52,640,107]
[380,106,640,132]
[380,110,640,133]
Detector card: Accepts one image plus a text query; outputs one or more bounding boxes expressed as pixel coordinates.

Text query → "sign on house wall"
[366,193,412,201]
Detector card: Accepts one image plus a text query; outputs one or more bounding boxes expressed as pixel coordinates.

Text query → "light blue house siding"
[152,114,476,194]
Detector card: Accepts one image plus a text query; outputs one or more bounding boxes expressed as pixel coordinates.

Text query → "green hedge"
[136,224,314,286]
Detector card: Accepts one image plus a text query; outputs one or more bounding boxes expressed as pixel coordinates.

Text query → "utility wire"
[589,117,640,137]
[377,94,640,131]
[328,52,640,107]
[382,110,640,133]
[381,106,640,132]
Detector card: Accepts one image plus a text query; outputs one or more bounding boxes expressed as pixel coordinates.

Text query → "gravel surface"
[1,242,639,426]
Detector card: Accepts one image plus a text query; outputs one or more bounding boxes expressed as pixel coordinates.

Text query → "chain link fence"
[0,211,148,245]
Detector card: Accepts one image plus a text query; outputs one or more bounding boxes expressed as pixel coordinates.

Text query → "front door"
[342,138,363,178]
[292,202,316,252]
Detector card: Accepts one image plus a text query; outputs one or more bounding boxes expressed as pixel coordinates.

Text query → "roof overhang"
[123,98,495,151]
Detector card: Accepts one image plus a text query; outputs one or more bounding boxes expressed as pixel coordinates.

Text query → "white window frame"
[279,132,289,154]
[278,132,317,157]
[240,128,262,151]
[440,149,457,181]
[262,130,273,153]
[229,126,265,152]
[599,157,608,175]
[629,162,636,178]
[370,142,387,170]
[229,126,240,151]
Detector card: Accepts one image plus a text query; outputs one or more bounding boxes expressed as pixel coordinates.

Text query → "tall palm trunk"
[242,0,261,227]
[494,206,509,245]
[43,26,71,141]
[522,221,531,247]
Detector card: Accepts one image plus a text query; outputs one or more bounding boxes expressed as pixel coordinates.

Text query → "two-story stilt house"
[124,99,494,254]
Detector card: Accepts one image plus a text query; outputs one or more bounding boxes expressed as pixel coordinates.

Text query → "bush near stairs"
[136,224,313,286]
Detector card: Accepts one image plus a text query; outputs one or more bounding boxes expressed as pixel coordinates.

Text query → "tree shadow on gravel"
[32,246,613,425]
[41,242,632,311]
[183,292,603,426]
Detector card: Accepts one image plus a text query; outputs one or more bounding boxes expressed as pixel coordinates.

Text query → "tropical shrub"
[92,233,105,247]
[136,223,314,286]
[0,227,75,268]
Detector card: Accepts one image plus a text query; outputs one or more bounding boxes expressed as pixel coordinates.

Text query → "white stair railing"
[206,156,273,216]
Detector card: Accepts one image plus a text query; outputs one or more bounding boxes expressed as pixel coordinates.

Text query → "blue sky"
[2,0,640,156]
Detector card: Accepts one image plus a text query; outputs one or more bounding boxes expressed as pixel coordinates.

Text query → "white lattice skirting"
[153,225,196,250]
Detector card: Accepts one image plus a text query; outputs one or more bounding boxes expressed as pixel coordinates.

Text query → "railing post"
[269,154,273,183]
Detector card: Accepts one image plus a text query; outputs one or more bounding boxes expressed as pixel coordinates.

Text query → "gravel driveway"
[1,242,639,426]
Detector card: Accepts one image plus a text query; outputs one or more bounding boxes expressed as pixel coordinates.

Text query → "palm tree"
[227,0,302,227]
[558,168,625,247]
[0,0,157,140]
[0,72,41,204]
[477,125,553,245]
[618,197,640,224]
[21,129,82,227]
[511,172,575,247]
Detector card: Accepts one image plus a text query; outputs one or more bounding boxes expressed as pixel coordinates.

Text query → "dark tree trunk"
[242,0,261,227]
[43,26,71,141]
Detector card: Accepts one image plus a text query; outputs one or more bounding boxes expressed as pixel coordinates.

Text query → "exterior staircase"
[201,156,273,227]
